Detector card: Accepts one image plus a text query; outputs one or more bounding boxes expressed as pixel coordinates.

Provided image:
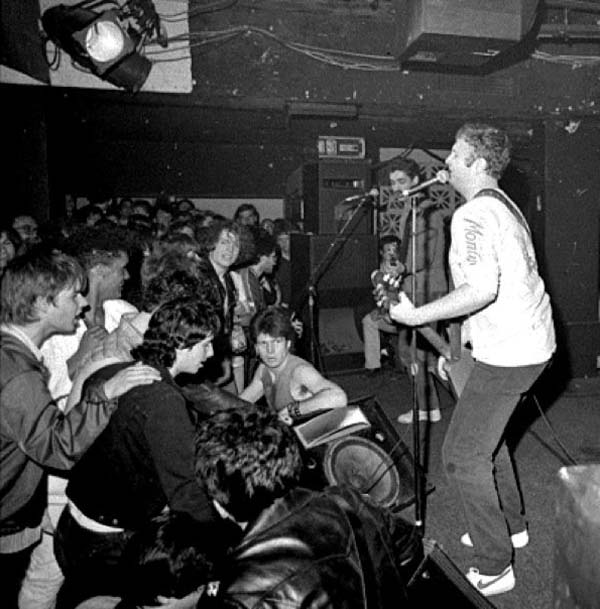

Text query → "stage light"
[41,4,153,92]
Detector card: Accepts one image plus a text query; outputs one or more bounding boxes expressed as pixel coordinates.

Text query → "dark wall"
[4,87,50,221]
[542,119,600,378]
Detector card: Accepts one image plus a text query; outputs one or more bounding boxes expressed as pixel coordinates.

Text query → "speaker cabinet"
[290,233,378,304]
[285,160,373,234]
[299,396,434,511]
[407,539,495,608]
[394,0,538,69]
[289,232,378,372]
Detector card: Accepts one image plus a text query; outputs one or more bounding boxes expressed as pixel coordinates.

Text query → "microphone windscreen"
[436,169,450,184]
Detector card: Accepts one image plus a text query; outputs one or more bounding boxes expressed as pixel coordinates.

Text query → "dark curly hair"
[195,219,240,257]
[195,403,303,523]
[387,157,422,182]
[116,512,220,608]
[140,252,221,315]
[131,296,220,369]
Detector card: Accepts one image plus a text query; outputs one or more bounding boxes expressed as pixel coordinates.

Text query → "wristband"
[287,401,302,420]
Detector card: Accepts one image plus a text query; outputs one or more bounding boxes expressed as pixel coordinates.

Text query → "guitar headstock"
[371,270,402,312]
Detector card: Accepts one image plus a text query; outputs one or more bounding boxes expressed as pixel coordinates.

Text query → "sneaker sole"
[467,567,515,596]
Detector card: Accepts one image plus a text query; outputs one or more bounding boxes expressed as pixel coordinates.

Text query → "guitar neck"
[372,273,454,360]
[416,325,451,360]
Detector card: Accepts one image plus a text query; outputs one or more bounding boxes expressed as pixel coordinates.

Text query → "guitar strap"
[474,188,531,236]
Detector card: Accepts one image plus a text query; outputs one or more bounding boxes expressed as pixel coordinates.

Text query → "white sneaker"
[397,409,441,424]
[466,565,515,596]
[461,529,529,549]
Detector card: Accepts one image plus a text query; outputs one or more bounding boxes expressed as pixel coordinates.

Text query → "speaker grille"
[323,435,401,508]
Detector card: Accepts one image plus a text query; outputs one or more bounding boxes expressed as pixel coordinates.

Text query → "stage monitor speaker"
[300,396,434,511]
[394,0,539,69]
[407,539,495,608]
[323,436,402,509]
[285,160,373,234]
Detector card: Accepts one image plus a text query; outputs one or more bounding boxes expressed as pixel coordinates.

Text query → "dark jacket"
[196,258,236,355]
[66,362,217,530]
[201,486,422,609]
[0,331,117,538]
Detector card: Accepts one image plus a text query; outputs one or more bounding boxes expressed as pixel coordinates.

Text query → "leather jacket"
[201,486,422,609]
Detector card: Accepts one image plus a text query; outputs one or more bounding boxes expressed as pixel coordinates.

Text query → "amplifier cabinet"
[285,160,373,234]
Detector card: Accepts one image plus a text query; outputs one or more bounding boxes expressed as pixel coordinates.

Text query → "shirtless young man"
[240,306,346,425]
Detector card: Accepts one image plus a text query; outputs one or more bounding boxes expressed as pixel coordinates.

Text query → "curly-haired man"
[53,297,232,607]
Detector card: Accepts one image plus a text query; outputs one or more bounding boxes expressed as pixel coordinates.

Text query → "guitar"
[371,270,474,398]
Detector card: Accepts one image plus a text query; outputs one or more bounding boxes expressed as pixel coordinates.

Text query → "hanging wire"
[529,392,579,466]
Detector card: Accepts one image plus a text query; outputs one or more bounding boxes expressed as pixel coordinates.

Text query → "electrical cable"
[528,391,580,466]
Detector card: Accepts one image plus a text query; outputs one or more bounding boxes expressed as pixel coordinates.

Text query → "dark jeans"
[0,545,35,609]
[441,359,548,574]
[54,508,132,609]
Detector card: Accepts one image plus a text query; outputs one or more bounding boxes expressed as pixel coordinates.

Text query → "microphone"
[401,170,449,197]
[342,187,380,204]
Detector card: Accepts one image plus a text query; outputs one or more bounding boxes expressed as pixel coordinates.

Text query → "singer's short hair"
[456,123,511,179]
[387,158,422,182]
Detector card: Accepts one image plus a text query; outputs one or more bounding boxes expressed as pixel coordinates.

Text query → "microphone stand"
[407,194,426,532]
[293,194,377,373]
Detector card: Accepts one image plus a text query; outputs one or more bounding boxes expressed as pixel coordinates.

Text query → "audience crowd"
[1,198,422,609]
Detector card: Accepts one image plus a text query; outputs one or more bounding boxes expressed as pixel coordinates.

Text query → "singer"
[384,123,556,597]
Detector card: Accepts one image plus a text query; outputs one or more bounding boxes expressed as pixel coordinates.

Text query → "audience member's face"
[97,252,129,300]
[119,200,132,218]
[177,201,194,214]
[260,252,277,275]
[155,209,172,236]
[261,219,275,234]
[13,216,39,246]
[256,332,291,369]
[132,204,150,217]
[175,335,214,374]
[209,230,239,271]
[237,209,258,227]
[86,211,103,227]
[44,281,88,335]
[389,170,418,194]
[276,233,290,260]
[0,231,17,270]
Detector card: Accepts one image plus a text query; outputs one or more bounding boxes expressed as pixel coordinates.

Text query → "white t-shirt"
[449,191,555,366]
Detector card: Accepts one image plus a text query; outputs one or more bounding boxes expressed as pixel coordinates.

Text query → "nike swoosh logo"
[476,568,510,590]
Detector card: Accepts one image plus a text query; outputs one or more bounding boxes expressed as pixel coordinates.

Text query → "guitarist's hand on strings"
[387,292,420,327]
[372,271,421,327]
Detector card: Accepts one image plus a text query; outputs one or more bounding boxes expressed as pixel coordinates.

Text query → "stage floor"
[332,366,600,609]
